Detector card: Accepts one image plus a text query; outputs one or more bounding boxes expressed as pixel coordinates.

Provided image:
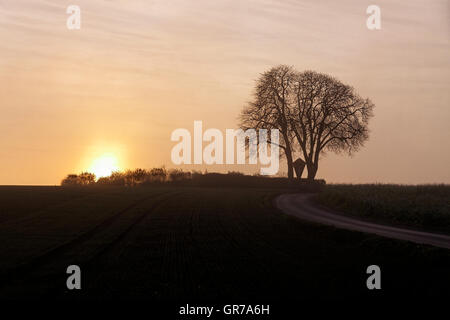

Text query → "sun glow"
[88,154,120,179]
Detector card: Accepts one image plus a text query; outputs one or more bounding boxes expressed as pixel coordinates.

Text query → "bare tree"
[240,66,374,181]
[240,65,297,179]
[289,71,374,180]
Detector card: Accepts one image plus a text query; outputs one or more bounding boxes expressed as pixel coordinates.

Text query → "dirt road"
[275,193,450,249]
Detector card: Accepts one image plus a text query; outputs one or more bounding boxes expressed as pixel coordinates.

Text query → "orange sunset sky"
[0,0,449,185]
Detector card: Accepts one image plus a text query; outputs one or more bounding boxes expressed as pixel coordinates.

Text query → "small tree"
[109,171,126,185]
[168,169,191,182]
[61,173,95,186]
[61,174,80,186]
[131,168,148,185]
[149,167,167,183]
[78,172,96,185]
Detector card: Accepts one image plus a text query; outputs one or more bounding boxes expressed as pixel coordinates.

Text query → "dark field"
[318,184,450,234]
[0,185,449,302]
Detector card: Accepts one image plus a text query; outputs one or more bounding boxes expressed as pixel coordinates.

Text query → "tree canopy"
[240,65,374,180]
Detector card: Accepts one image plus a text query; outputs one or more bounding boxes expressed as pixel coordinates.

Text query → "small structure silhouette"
[293,158,306,179]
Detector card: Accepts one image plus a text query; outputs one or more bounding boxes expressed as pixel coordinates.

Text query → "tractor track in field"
[85,191,183,265]
[0,190,182,290]
[81,191,184,291]
[0,189,110,224]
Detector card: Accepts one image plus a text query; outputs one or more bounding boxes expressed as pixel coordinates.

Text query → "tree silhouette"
[240,65,297,179]
[78,172,96,185]
[61,174,80,186]
[290,70,374,180]
[61,172,96,185]
[240,66,374,180]
[149,167,167,183]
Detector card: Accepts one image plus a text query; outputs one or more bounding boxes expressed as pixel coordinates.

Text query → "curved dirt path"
[275,193,450,250]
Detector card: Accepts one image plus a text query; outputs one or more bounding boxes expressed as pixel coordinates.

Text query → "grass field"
[317,184,450,234]
[0,185,449,301]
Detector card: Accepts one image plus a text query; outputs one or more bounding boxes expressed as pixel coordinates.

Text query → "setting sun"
[88,154,120,178]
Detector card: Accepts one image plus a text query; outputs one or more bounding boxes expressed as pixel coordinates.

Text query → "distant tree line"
[61,167,192,187]
[61,168,324,190]
[61,168,252,187]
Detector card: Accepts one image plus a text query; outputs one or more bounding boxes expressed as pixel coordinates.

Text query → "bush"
[168,169,191,182]
[61,172,96,186]
[147,167,167,183]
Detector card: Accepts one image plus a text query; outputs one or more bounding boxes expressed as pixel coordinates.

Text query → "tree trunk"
[281,131,295,180]
[286,150,294,180]
[306,162,318,181]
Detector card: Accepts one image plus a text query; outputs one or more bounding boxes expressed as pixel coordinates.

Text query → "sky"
[0,0,449,185]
